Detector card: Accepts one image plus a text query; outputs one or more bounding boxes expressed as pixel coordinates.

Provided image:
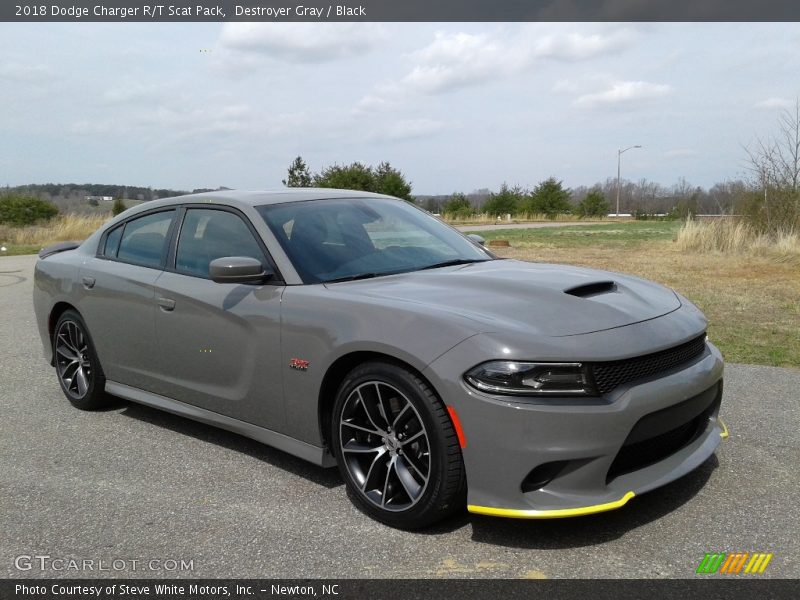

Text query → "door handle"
[157,297,176,311]
[81,276,95,289]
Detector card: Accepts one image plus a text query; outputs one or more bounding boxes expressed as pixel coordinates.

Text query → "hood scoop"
[564,280,617,298]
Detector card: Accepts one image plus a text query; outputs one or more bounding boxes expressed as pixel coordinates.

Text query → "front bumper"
[425,331,725,518]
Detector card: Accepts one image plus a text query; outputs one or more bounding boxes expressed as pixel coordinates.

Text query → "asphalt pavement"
[1,254,798,578]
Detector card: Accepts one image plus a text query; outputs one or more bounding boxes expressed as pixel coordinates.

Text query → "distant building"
[85,195,114,202]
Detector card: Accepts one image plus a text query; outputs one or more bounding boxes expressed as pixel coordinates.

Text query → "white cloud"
[754,97,793,110]
[218,23,385,63]
[68,103,307,144]
[0,60,51,84]
[356,26,638,112]
[574,81,672,108]
[399,31,514,95]
[370,118,446,142]
[532,29,636,61]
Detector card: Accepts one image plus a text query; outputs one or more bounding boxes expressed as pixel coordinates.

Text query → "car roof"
[157,188,398,207]
[100,188,407,236]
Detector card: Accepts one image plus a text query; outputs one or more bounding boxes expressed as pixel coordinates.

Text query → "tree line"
[282,156,412,201]
[280,156,759,221]
[425,177,749,220]
[3,183,188,203]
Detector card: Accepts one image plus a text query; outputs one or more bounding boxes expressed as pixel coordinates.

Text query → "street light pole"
[616,145,642,217]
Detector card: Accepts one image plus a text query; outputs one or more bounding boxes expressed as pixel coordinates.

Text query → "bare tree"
[776,99,800,193]
[744,97,800,230]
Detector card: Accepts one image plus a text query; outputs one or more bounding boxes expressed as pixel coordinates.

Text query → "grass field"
[0,214,110,256]
[442,213,607,225]
[470,221,799,368]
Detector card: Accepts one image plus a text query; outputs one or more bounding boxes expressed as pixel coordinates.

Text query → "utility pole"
[616,145,642,217]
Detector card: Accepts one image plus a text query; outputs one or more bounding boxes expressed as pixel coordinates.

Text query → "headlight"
[464,361,596,396]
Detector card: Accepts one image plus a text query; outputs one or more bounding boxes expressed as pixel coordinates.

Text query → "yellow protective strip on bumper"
[718,417,729,439]
[468,491,636,519]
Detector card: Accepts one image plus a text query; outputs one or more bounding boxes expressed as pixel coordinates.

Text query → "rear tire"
[53,309,111,410]
[331,361,466,529]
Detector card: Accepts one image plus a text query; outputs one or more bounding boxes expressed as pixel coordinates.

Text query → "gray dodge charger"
[33,189,727,529]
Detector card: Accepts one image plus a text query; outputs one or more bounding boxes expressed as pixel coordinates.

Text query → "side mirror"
[209,256,272,284]
[467,233,486,246]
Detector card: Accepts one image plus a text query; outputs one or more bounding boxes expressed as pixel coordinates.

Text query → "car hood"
[326,259,682,337]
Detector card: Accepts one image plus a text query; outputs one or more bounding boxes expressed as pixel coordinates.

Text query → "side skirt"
[105,381,337,468]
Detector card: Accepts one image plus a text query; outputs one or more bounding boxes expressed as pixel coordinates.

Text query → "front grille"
[591,334,707,394]
[606,417,704,482]
[606,382,721,483]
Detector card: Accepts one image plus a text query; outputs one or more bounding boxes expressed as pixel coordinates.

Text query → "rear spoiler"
[38,241,82,259]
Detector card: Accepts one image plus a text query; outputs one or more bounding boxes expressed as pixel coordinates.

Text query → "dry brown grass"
[675,219,800,262]
[491,240,800,367]
[0,213,110,247]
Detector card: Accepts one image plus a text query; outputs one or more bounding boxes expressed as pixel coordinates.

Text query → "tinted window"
[103,225,123,257]
[176,209,265,278]
[257,198,491,283]
[116,210,175,268]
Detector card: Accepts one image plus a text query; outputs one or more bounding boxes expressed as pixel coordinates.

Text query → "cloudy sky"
[1,22,799,194]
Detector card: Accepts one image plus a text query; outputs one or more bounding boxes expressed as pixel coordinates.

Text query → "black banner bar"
[2,579,799,600]
[3,0,800,22]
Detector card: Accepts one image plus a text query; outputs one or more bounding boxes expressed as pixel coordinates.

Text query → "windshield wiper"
[418,258,488,271]
[324,272,384,283]
[326,259,488,282]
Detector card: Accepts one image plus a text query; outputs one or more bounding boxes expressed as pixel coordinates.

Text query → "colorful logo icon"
[696,552,773,574]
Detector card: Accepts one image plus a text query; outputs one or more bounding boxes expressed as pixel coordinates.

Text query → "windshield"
[256,198,492,283]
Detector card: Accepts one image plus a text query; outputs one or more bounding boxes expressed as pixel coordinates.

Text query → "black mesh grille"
[590,334,707,394]
[606,416,704,482]
[606,384,721,483]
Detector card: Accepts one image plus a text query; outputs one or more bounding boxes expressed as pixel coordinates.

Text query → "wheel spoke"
[381,458,394,506]
[76,328,86,352]
[361,450,387,492]
[400,453,428,483]
[56,345,78,361]
[358,389,387,434]
[342,440,383,454]
[375,383,395,430]
[58,332,77,353]
[400,430,425,447]
[392,402,412,429]
[394,456,423,499]
[62,360,80,379]
[341,420,382,436]
[68,323,80,351]
[75,367,88,396]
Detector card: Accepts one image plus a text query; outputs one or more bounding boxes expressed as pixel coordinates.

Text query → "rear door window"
[116,210,175,268]
[102,225,123,257]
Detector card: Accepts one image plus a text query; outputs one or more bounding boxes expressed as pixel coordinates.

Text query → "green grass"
[0,245,40,256]
[469,221,682,248]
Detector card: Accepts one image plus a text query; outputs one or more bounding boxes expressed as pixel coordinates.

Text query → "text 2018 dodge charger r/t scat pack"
[33,189,726,528]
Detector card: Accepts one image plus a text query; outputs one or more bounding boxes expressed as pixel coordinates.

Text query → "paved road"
[1,254,798,579]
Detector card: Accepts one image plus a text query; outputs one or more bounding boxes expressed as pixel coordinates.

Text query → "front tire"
[331,361,466,529]
[53,309,110,410]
